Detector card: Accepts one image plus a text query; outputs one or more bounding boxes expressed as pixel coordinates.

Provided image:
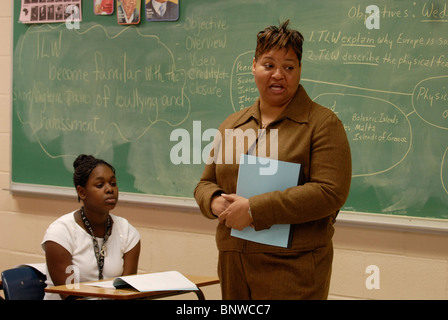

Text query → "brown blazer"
[194,85,352,253]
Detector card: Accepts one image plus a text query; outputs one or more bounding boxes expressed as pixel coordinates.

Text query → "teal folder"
[230,154,302,248]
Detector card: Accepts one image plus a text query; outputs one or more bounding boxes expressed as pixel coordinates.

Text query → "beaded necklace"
[80,207,111,280]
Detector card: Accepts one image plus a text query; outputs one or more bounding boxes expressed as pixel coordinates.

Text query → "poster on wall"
[117,0,141,25]
[94,0,114,15]
[19,0,82,24]
[145,0,179,21]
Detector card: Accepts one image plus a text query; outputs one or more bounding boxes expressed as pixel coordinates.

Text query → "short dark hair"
[73,155,115,200]
[254,20,304,64]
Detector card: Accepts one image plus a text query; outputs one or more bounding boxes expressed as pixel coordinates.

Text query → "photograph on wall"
[117,0,141,25]
[145,0,179,22]
[94,0,114,15]
[19,0,82,24]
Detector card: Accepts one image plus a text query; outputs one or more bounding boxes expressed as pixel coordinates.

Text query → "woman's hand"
[211,194,231,217]
[217,194,253,231]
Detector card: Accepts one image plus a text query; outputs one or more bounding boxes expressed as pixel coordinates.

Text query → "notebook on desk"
[230,154,301,248]
[84,271,198,292]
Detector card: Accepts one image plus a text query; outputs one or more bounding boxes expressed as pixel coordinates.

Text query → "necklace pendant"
[100,245,107,257]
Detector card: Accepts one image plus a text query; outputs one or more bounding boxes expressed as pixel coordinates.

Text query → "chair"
[1,266,47,300]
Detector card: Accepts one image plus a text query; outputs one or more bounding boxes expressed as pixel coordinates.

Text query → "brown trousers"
[218,243,333,300]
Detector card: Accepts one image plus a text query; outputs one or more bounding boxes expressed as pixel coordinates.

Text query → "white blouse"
[41,211,140,299]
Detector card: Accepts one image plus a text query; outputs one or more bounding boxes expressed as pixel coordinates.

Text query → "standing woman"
[42,155,141,299]
[194,20,352,299]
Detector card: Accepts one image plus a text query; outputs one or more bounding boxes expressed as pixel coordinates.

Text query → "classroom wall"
[1,1,448,300]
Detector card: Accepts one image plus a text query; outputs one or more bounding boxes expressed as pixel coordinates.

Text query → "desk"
[45,275,219,300]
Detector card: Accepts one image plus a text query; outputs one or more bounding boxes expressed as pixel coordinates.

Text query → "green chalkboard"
[12,0,448,219]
